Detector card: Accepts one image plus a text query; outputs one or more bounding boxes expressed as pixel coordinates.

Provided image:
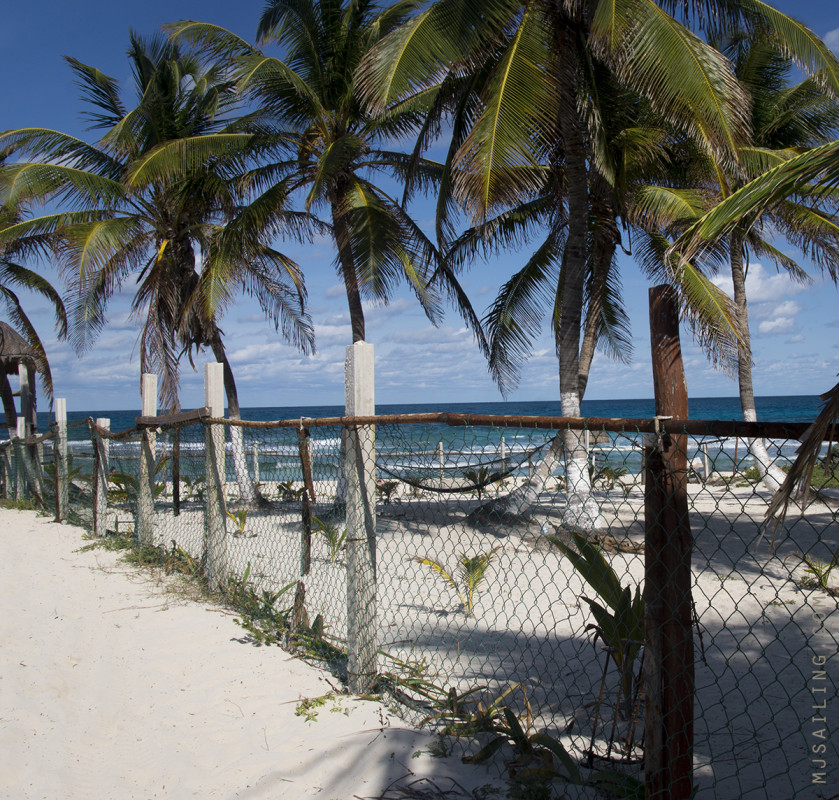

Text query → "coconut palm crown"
[0,32,314,413]
[152,0,487,353]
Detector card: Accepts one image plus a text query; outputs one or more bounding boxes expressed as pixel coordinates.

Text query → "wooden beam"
[644,285,694,800]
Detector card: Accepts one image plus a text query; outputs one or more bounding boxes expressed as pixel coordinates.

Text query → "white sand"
[0,509,502,800]
[4,477,837,800]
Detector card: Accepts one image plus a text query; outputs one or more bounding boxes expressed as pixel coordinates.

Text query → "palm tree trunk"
[330,193,366,510]
[473,17,604,528]
[330,194,366,343]
[730,231,786,492]
[1,370,18,440]
[208,332,263,507]
[554,19,603,531]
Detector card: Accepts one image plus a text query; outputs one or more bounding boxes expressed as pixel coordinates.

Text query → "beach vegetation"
[463,466,504,501]
[590,464,628,492]
[787,548,839,594]
[548,532,643,717]
[411,547,499,617]
[0,496,42,511]
[225,508,250,537]
[313,515,348,563]
[108,456,169,507]
[295,693,331,722]
[277,480,305,503]
[181,474,205,501]
[376,479,399,505]
[225,561,298,624]
[44,454,92,499]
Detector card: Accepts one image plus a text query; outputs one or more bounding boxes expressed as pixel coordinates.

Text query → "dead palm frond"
[764,377,839,541]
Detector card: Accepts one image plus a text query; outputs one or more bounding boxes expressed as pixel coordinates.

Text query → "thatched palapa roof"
[0,321,44,375]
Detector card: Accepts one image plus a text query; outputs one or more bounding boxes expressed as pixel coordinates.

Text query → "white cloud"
[758,316,795,335]
[786,334,804,344]
[825,27,839,55]
[712,262,807,303]
[770,300,801,318]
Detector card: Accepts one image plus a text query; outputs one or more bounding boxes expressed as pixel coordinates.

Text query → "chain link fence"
[1,409,836,798]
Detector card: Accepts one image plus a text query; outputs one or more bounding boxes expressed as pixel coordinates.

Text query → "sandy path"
[0,510,499,800]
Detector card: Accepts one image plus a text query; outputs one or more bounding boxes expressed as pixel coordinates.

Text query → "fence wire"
[2,413,836,799]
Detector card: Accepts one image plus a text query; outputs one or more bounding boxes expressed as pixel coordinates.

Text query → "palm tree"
[359,0,839,529]
[159,0,486,355]
[445,78,737,521]
[675,140,839,522]
[0,181,68,438]
[0,33,314,504]
[703,31,839,491]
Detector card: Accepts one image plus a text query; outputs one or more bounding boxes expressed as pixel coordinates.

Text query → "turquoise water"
[47,394,822,440]
[44,395,823,483]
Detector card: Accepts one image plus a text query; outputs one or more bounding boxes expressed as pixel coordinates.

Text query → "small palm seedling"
[427,683,583,787]
[462,466,502,501]
[277,480,305,502]
[313,516,347,563]
[591,465,629,493]
[108,457,169,508]
[786,548,839,594]
[411,547,500,616]
[376,479,399,505]
[549,532,644,718]
[226,509,253,537]
[182,474,205,501]
[45,454,92,499]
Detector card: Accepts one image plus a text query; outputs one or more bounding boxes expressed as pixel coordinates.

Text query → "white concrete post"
[15,417,26,500]
[55,399,69,521]
[252,442,260,485]
[137,373,157,545]
[18,365,31,436]
[93,418,110,537]
[703,443,710,483]
[344,341,377,693]
[438,440,445,485]
[204,363,227,591]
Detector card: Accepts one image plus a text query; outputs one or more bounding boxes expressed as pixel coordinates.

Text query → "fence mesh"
[2,411,836,798]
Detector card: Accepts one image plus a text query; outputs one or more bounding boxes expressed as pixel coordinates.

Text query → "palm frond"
[483,232,561,394]
[452,4,555,218]
[591,0,750,166]
[765,377,839,533]
[674,140,839,262]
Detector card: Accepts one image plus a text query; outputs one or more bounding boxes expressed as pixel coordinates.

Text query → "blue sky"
[3,1,839,412]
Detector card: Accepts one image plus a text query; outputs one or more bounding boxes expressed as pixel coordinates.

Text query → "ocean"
[44,394,823,439]
[37,395,824,483]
